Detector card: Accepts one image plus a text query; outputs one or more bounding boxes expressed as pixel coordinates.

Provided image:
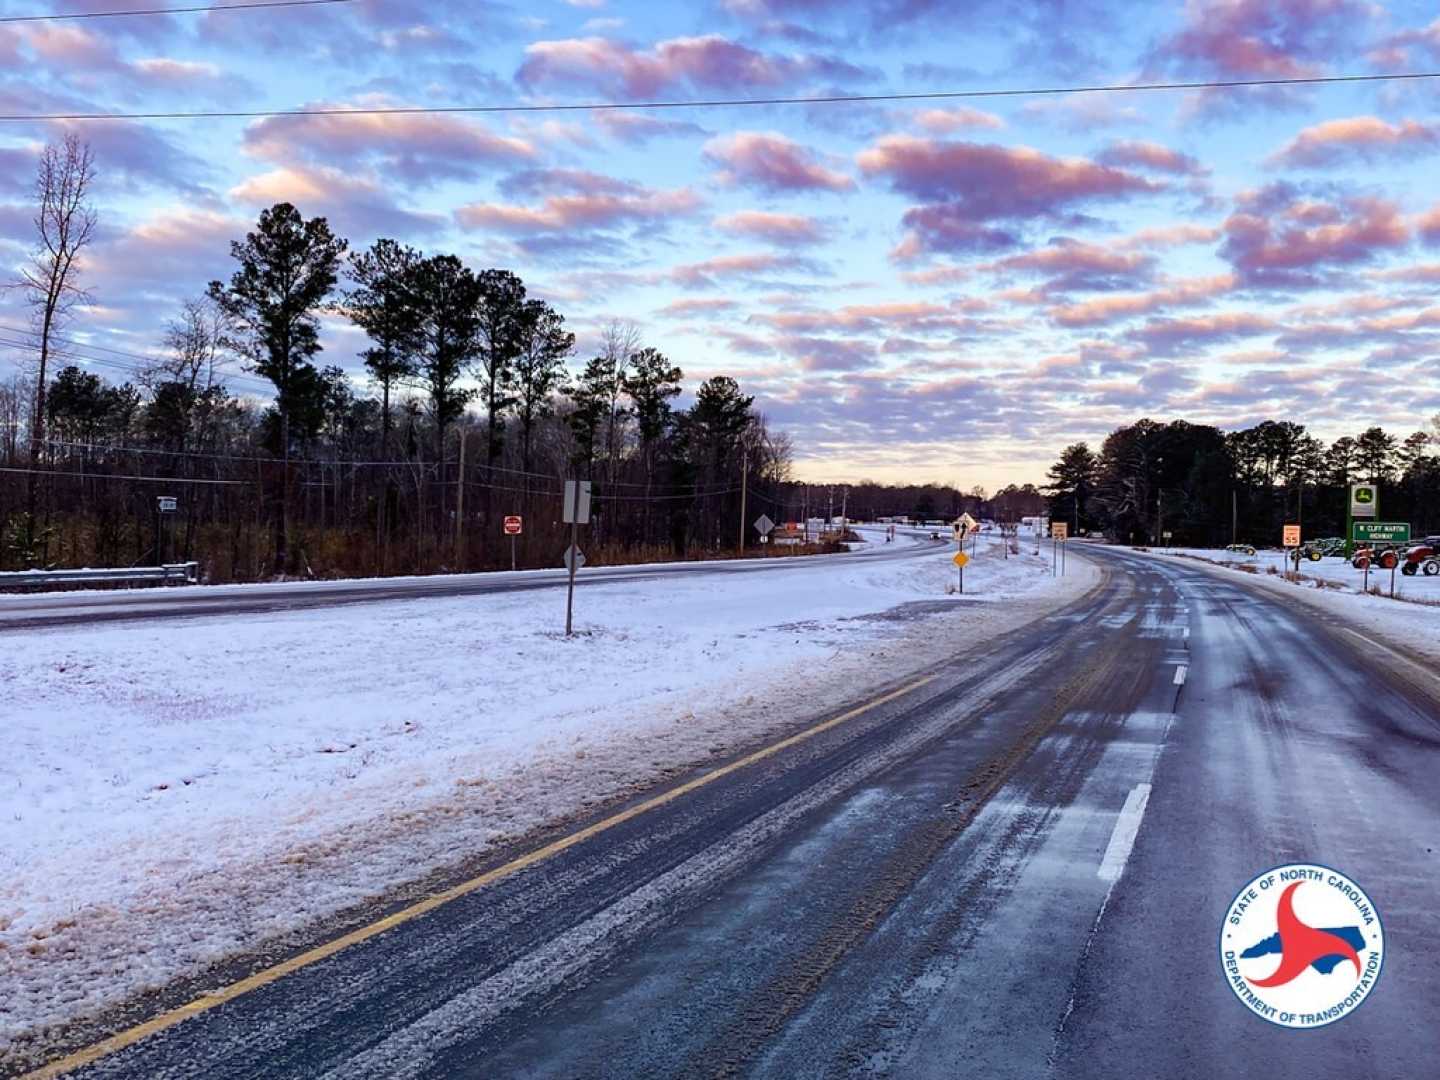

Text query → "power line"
[0,465,249,484]
[0,0,356,24]
[0,70,1435,122]
[0,325,275,392]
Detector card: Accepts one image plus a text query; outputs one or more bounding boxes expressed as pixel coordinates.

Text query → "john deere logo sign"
[1350,484,1378,519]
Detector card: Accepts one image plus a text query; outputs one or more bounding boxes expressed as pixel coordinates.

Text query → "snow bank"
[1157,545,1440,601]
[1,530,1098,1058]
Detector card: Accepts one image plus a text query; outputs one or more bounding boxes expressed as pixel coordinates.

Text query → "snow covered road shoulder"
[1,530,1097,1060]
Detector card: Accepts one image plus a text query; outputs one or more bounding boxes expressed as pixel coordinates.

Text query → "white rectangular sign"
[1350,483,1377,519]
[563,480,592,525]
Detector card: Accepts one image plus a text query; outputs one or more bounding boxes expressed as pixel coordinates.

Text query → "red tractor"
[1352,544,1401,570]
[1400,538,1440,576]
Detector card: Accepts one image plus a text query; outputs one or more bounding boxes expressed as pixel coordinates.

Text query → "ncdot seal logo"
[1220,863,1384,1029]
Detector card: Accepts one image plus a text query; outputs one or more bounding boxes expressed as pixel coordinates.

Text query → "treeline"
[1,200,793,579]
[834,481,1047,523]
[1045,418,1440,546]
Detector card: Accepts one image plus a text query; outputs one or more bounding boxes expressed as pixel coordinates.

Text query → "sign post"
[562,481,591,636]
[753,514,774,550]
[156,495,177,565]
[1348,483,1378,558]
[1283,523,1302,580]
[953,550,968,594]
[503,515,523,571]
[1352,521,1409,598]
[1051,521,1068,576]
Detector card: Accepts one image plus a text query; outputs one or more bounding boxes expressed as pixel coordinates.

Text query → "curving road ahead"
[19,544,1440,1079]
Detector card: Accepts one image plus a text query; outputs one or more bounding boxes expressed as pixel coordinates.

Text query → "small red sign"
[503,515,523,536]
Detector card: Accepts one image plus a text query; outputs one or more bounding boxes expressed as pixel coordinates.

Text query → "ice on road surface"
[1,528,1094,1052]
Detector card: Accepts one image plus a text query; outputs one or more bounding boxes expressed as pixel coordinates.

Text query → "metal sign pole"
[565,515,578,636]
[564,486,581,639]
[511,533,517,572]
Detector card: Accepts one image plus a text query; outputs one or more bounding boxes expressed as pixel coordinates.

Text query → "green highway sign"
[1352,521,1410,544]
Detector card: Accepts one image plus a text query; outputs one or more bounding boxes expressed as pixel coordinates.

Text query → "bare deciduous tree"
[155,295,230,395]
[20,134,97,470]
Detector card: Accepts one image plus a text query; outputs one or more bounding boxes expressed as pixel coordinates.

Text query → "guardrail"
[0,562,199,589]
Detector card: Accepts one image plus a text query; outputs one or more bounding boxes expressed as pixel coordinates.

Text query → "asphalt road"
[0,533,943,630]
[25,545,1440,1078]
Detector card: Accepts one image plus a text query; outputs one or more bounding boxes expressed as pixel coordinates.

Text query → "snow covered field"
[1,528,1096,1056]
[1156,545,1440,600]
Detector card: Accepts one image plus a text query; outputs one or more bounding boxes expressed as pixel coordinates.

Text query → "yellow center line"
[21,672,938,1080]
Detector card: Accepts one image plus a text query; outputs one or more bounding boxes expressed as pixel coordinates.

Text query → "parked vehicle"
[1224,543,1257,556]
[1400,541,1440,576]
[1352,545,1402,570]
[1296,543,1324,562]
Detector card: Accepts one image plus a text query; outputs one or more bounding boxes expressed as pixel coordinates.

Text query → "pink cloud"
[1269,117,1440,168]
[1370,261,1440,284]
[455,183,701,234]
[20,24,121,72]
[988,239,1154,290]
[243,105,535,184]
[655,298,739,318]
[593,111,707,144]
[776,335,878,372]
[1049,274,1237,327]
[669,253,787,288]
[79,207,248,298]
[1221,183,1409,286]
[1417,205,1440,246]
[1367,16,1440,67]
[1096,139,1207,176]
[704,132,854,193]
[714,210,826,246]
[858,136,1157,257]
[229,165,444,238]
[1118,223,1222,249]
[1129,311,1279,355]
[516,34,872,98]
[911,107,1005,134]
[753,301,960,335]
[858,136,1157,214]
[1151,0,1374,79]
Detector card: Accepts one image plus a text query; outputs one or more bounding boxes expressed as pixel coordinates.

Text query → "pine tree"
[207,202,346,572]
[513,299,573,474]
[347,239,424,457]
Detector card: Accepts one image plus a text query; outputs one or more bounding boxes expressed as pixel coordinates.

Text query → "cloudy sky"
[3,0,1440,488]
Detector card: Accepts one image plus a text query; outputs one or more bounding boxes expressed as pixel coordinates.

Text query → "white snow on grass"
[1155,545,1440,600]
[0,529,1097,1059]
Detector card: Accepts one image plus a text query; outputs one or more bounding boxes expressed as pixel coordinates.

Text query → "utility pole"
[841,485,848,526]
[455,426,467,564]
[738,443,749,553]
[1156,489,1163,548]
[1232,489,1237,546]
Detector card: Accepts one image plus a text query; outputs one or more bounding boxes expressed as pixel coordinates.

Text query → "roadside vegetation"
[1044,418,1440,546]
